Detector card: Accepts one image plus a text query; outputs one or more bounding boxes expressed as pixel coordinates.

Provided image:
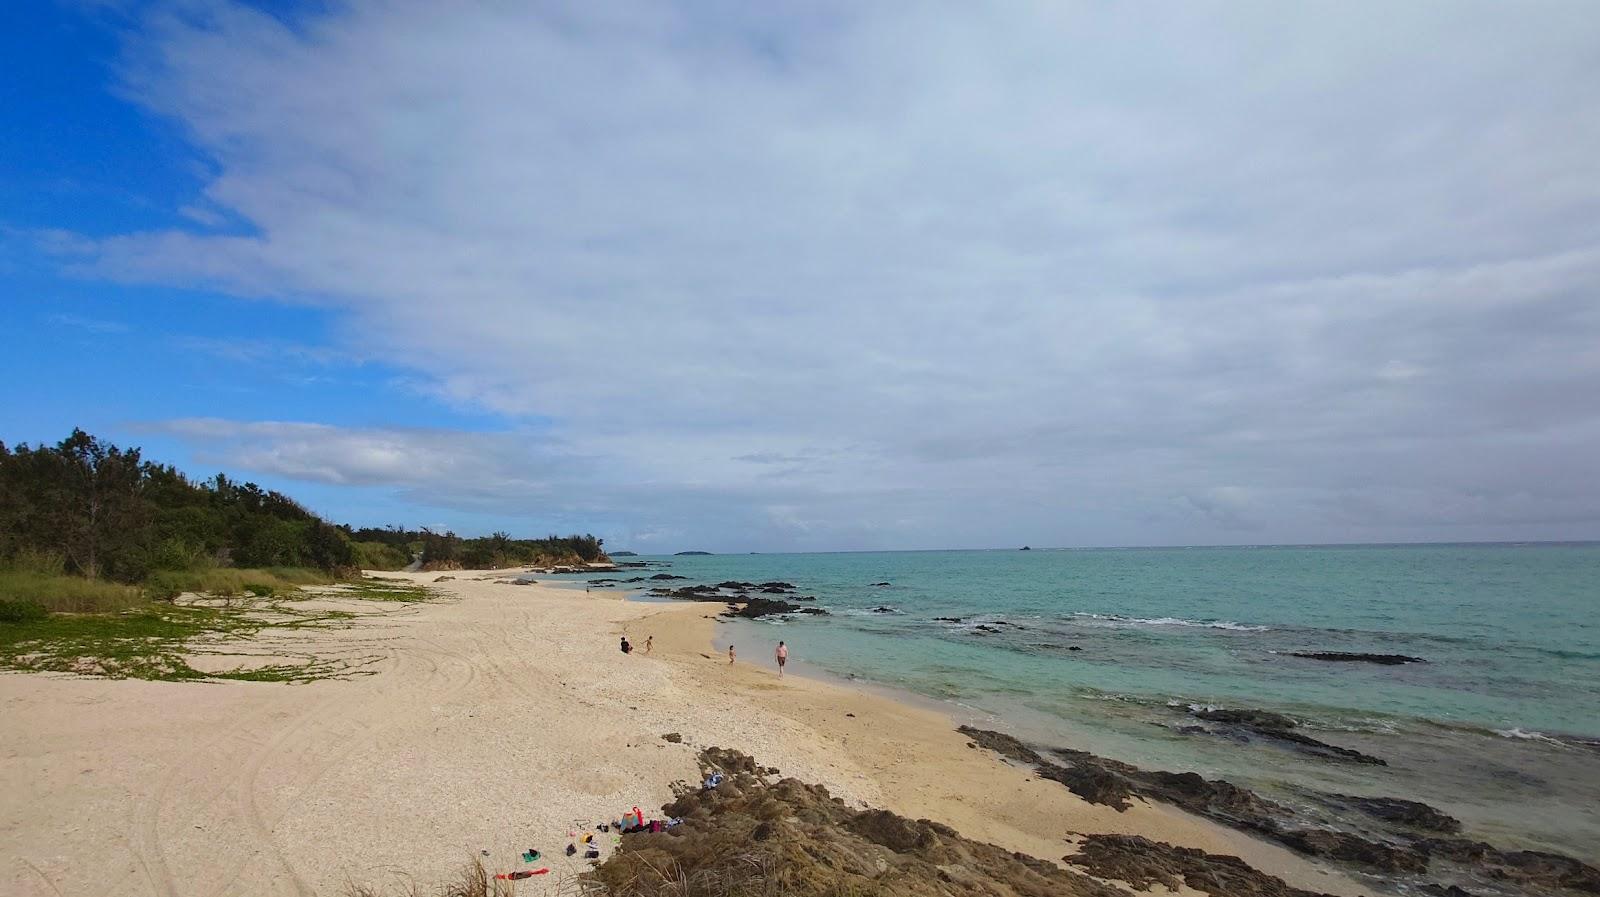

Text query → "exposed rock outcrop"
[959,725,1600,896]
[1069,834,1339,897]
[589,748,1139,897]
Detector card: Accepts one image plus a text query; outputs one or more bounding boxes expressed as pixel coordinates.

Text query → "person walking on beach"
[645,635,653,655]
[775,641,788,678]
[728,644,736,665]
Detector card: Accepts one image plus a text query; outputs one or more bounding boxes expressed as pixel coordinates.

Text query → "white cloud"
[48,313,131,334]
[73,1,1600,547]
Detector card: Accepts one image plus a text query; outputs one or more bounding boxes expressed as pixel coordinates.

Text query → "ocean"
[595,544,1599,861]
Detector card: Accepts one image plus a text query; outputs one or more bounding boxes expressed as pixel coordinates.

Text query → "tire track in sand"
[209,624,483,897]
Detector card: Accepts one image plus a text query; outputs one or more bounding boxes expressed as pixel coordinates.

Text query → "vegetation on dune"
[0,429,608,607]
[0,430,601,682]
[329,578,438,602]
[0,430,358,585]
[0,429,581,681]
[0,598,364,682]
[350,539,411,571]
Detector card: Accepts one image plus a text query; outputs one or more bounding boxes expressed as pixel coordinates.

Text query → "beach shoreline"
[1,572,1367,896]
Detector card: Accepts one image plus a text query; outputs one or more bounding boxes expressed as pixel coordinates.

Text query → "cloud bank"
[82,1,1600,548]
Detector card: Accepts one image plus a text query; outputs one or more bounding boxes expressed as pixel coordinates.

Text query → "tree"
[48,430,150,580]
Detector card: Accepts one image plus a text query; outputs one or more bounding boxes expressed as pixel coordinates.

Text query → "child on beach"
[620,636,632,654]
[775,641,788,677]
[728,645,736,664]
[645,635,653,654]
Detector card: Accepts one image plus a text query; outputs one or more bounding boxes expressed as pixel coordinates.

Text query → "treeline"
[0,430,607,584]
[348,527,606,571]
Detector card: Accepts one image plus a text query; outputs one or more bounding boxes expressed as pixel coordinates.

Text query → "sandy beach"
[1,573,1366,897]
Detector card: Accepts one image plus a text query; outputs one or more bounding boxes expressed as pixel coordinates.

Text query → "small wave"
[1494,727,1567,745]
[1067,612,1269,632]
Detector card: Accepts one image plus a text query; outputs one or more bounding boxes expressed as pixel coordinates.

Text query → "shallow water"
[601,544,1600,859]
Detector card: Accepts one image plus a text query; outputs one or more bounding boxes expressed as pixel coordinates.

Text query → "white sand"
[0,573,1365,896]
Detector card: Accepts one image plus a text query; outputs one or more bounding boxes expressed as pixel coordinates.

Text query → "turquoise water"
[594,545,1599,857]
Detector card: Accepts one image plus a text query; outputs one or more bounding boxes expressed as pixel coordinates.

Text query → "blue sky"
[3,1,518,533]
[4,1,1600,551]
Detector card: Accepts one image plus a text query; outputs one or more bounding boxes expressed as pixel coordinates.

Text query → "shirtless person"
[728,644,736,665]
[775,641,788,677]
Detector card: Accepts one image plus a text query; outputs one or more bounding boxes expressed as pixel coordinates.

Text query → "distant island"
[674,550,713,556]
[609,551,638,556]
[1020,546,1031,551]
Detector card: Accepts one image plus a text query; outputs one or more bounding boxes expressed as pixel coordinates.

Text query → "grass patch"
[0,599,360,682]
[145,566,335,600]
[330,578,438,603]
[0,571,147,613]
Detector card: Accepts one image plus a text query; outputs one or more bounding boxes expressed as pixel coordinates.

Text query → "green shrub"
[350,540,410,571]
[148,537,208,571]
[0,598,48,624]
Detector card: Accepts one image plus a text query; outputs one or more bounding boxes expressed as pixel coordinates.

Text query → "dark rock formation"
[1193,708,1299,729]
[959,725,1600,896]
[715,580,756,590]
[648,584,722,600]
[648,573,688,580]
[1414,839,1600,894]
[1191,707,1388,765]
[1329,794,1462,833]
[871,606,898,614]
[1069,834,1339,897]
[589,747,1133,897]
[758,581,796,590]
[934,616,965,623]
[721,597,830,619]
[660,732,683,743]
[1289,651,1426,665]
[870,581,892,586]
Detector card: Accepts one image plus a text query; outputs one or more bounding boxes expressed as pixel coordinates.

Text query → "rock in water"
[1190,707,1388,765]
[721,597,830,619]
[1330,794,1462,833]
[958,725,1600,895]
[1288,651,1426,665]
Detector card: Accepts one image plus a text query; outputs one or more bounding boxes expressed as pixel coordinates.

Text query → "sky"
[3,0,1599,553]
